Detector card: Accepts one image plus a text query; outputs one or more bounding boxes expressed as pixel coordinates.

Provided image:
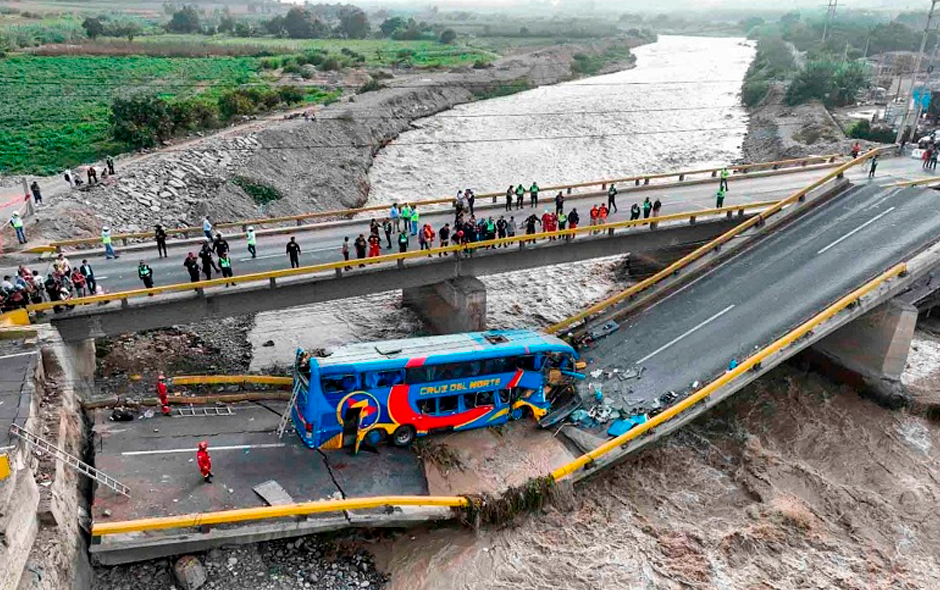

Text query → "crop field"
[0,55,278,175]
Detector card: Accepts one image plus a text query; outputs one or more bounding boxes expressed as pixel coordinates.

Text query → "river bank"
[16,38,645,246]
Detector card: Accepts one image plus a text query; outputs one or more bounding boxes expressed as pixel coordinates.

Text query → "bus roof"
[306,330,575,371]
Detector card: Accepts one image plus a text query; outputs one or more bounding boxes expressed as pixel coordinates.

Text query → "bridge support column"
[402,277,486,334]
[810,299,917,407]
[64,337,96,391]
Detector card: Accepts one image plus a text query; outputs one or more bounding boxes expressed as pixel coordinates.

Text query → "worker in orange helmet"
[156,374,170,416]
[197,441,213,483]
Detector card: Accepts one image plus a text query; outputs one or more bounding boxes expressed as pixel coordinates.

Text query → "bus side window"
[418,399,435,415]
[476,391,495,407]
[517,356,541,371]
[438,396,459,414]
[366,370,405,388]
[322,374,358,394]
[498,389,512,405]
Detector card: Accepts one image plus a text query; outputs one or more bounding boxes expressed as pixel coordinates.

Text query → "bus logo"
[336,391,381,429]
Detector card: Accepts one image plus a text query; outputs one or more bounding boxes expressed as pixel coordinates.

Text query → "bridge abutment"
[402,276,487,334]
[64,337,97,390]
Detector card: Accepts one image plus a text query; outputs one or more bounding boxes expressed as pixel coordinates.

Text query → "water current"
[249,35,755,370]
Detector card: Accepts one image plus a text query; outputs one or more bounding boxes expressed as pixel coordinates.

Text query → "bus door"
[342,406,362,450]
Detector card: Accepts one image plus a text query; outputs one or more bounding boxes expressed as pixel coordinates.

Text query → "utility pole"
[896,0,939,145]
[822,0,838,45]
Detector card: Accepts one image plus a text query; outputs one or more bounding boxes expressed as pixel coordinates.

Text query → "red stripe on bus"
[406,357,427,368]
[507,369,523,389]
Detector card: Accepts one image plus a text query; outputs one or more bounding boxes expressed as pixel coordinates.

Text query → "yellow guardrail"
[545,148,890,335]
[90,261,909,537]
[888,176,940,188]
[170,375,292,387]
[27,200,779,315]
[37,154,841,251]
[91,495,469,536]
[550,262,908,480]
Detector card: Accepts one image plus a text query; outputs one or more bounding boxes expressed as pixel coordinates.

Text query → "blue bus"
[290,330,583,451]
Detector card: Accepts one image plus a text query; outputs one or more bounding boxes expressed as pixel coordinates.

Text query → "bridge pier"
[64,338,97,391]
[811,298,917,405]
[402,276,486,334]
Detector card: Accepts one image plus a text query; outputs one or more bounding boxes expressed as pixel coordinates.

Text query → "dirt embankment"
[741,83,868,163]
[373,360,940,590]
[27,41,640,244]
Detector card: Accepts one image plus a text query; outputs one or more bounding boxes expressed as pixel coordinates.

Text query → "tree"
[111,95,174,149]
[166,6,200,34]
[338,7,370,39]
[439,29,456,44]
[379,16,405,37]
[281,6,328,39]
[829,61,870,106]
[82,17,105,39]
[786,61,836,105]
[219,15,236,34]
[110,22,143,42]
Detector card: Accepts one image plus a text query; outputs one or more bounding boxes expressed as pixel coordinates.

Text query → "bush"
[167,6,200,34]
[358,78,384,93]
[111,95,174,148]
[320,57,341,71]
[259,57,279,69]
[742,79,769,107]
[233,176,282,205]
[440,29,457,44]
[218,89,257,119]
[848,119,896,144]
[276,85,305,104]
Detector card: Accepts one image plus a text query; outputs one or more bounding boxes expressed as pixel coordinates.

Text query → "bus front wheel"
[392,425,416,447]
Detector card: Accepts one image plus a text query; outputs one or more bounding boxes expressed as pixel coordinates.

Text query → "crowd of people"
[1,253,100,312]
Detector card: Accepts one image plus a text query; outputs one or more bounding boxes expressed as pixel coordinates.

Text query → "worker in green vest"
[137,260,154,289]
[9,212,26,244]
[410,206,420,236]
[514,184,525,209]
[219,253,235,286]
[529,182,540,208]
[716,187,726,209]
[246,226,257,259]
[719,167,730,192]
[101,227,117,259]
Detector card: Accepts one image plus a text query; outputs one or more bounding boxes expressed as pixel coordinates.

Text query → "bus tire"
[511,405,532,421]
[392,425,416,447]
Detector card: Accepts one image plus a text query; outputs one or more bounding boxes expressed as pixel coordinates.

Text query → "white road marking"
[121,443,285,456]
[816,207,895,255]
[238,246,337,262]
[635,304,736,365]
[238,253,282,262]
[0,351,38,361]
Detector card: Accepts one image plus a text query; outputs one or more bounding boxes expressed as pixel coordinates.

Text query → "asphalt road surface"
[0,350,36,444]
[7,159,927,293]
[581,183,940,414]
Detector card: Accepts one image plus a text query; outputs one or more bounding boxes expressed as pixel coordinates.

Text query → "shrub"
[111,95,174,148]
[742,79,769,107]
[358,78,384,93]
[167,6,200,34]
[320,57,341,71]
[233,176,282,205]
[218,89,257,119]
[276,85,306,104]
[440,29,457,44]
[259,57,279,69]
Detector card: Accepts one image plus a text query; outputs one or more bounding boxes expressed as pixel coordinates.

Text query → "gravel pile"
[94,536,387,590]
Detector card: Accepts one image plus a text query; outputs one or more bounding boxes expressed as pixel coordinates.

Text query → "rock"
[227,557,238,567]
[262,340,275,347]
[173,556,207,590]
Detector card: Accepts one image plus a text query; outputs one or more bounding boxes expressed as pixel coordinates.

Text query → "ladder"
[276,385,300,439]
[9,423,130,497]
[177,405,233,417]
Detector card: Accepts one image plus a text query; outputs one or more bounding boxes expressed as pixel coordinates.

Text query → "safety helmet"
[247,226,254,231]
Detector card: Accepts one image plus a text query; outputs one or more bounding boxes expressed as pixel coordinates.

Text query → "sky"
[356,0,924,11]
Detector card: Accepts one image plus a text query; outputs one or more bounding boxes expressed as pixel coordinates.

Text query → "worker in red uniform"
[156,374,170,416]
[197,441,213,483]
[367,232,381,257]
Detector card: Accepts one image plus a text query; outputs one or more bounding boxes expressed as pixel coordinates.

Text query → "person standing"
[342,236,351,270]
[354,234,367,267]
[439,223,451,251]
[213,233,229,258]
[496,216,508,242]
[30,181,42,205]
[630,202,641,221]
[851,142,861,159]
[246,226,257,259]
[64,169,74,188]
[642,197,652,219]
[868,154,878,178]
[555,191,565,216]
[106,155,115,176]
[410,205,420,236]
[390,203,401,232]
[218,254,234,286]
[716,187,726,209]
[652,198,662,217]
[101,226,117,259]
[286,237,301,268]
[79,260,97,293]
[87,166,97,185]
[9,213,26,244]
[466,190,475,216]
[524,213,541,238]
[568,208,580,231]
[719,167,729,192]
[529,182,540,208]
[199,242,217,280]
[155,224,168,258]
[183,253,200,283]
[515,184,525,209]
[137,260,154,290]
[202,217,212,240]
[196,441,213,484]
[382,218,393,249]
[505,186,514,211]
[507,216,516,240]
[607,184,618,213]
[368,232,382,257]
[397,230,409,253]
[156,374,171,416]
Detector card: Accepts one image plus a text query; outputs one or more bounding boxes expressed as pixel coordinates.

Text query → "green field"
[0,55,280,174]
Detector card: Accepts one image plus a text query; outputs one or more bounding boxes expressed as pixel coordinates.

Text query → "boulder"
[173,555,208,590]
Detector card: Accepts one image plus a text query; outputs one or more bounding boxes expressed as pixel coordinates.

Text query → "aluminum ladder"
[178,405,233,417]
[9,423,130,497]
[276,385,301,439]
